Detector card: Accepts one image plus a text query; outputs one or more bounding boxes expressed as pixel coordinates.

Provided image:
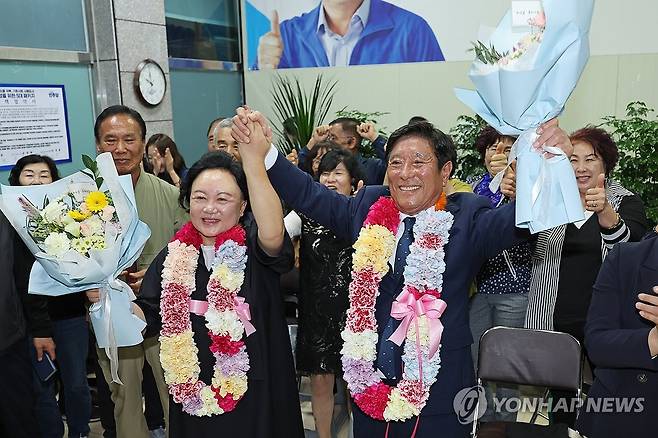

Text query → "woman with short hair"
[135,144,303,437]
[524,126,650,428]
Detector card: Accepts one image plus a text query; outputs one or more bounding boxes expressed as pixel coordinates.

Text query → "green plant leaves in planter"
[601,101,658,224]
[449,114,487,182]
[270,74,337,155]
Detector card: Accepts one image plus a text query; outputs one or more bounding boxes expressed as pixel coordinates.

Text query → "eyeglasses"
[387,156,435,171]
[327,134,354,143]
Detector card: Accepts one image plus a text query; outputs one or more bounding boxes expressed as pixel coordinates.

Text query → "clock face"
[137,61,166,106]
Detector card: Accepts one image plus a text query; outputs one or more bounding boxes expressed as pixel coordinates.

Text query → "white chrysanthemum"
[41,200,67,224]
[415,210,453,235]
[205,308,243,341]
[340,329,378,361]
[401,342,442,385]
[44,232,71,257]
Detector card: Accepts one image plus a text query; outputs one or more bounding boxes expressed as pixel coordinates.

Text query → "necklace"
[159,222,253,416]
[341,193,453,422]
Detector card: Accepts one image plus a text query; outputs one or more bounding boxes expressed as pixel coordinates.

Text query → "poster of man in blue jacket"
[246,0,445,69]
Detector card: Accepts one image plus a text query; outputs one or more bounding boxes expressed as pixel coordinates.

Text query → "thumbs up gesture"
[584,173,607,213]
[489,139,511,176]
[257,11,283,69]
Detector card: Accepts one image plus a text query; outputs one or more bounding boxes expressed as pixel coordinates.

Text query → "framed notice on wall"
[0,84,72,170]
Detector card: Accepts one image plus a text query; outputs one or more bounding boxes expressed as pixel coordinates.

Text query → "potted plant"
[270,74,337,155]
[602,101,658,223]
[450,114,487,182]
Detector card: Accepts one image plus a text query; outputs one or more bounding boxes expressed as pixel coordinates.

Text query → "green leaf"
[82,154,97,173]
[601,101,658,224]
[95,177,104,189]
[270,73,338,154]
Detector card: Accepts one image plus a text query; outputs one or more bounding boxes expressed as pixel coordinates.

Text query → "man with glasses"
[299,117,387,184]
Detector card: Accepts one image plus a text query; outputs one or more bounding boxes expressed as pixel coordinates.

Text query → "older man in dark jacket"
[0,212,39,437]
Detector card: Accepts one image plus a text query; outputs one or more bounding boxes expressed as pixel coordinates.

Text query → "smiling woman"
[134,151,304,437]
[524,126,650,428]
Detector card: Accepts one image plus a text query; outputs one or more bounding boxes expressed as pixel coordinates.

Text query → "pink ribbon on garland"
[387,288,447,360]
[190,298,256,337]
[233,296,256,336]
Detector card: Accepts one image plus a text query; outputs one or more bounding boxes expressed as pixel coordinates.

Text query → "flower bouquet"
[455,0,594,233]
[0,153,151,383]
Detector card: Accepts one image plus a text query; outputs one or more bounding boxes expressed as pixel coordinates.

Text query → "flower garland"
[341,194,453,422]
[159,222,253,416]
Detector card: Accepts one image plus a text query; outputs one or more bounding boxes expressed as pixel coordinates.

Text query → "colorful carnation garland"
[341,195,453,422]
[159,222,253,416]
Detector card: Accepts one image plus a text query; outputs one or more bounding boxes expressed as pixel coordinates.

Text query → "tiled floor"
[80,376,352,438]
[79,384,585,438]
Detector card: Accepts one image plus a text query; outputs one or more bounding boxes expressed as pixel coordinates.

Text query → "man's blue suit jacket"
[275,0,444,68]
[268,153,528,417]
[577,234,658,438]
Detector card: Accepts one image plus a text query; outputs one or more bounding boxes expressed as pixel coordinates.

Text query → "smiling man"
[233,109,573,437]
[90,105,187,438]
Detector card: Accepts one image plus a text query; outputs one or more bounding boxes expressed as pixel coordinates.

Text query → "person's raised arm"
[473,119,573,259]
[238,117,285,256]
[232,108,358,240]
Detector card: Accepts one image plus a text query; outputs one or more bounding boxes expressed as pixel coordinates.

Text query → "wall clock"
[134,59,166,106]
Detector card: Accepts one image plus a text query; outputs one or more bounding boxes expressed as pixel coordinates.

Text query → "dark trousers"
[34,316,92,438]
[0,338,39,438]
[143,361,165,430]
[90,330,116,437]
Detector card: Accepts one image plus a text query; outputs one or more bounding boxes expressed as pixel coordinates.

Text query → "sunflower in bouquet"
[19,155,120,258]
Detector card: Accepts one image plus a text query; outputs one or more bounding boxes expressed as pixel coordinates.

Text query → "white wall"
[243,0,658,136]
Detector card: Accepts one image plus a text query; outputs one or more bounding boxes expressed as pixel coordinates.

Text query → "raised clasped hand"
[533,118,574,158]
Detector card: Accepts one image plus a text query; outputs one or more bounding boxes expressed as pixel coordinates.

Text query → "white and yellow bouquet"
[21,158,120,258]
[0,153,151,383]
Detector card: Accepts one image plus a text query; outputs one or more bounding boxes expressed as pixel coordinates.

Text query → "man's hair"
[385,121,455,171]
[94,105,146,142]
[9,154,61,186]
[217,118,233,129]
[408,116,428,125]
[207,117,228,136]
[569,126,619,176]
[329,117,362,144]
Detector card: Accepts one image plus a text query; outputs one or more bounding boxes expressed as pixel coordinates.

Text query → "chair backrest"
[477,327,582,391]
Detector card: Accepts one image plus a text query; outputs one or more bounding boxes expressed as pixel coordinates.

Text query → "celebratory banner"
[0,84,71,170]
[245,0,445,70]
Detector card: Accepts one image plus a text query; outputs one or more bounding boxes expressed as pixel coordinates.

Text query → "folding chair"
[472,327,583,438]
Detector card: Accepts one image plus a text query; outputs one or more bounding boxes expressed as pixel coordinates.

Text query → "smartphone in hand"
[31,348,57,381]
